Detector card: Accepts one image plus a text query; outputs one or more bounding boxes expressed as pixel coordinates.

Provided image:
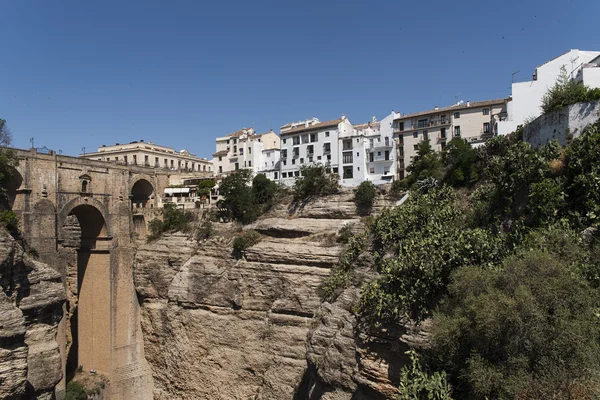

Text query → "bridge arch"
[5,166,23,209]
[59,201,112,379]
[130,178,154,209]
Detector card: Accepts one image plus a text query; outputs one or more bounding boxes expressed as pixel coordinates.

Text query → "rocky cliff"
[134,188,415,399]
[0,228,66,399]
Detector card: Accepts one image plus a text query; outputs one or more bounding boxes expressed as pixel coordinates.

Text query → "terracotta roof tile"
[281,118,343,135]
[395,98,508,120]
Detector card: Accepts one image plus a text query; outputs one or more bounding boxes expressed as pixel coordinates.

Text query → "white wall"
[523,100,600,148]
[499,49,600,135]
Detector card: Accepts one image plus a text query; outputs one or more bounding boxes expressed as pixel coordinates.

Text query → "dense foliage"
[219,170,285,224]
[0,119,18,209]
[197,179,215,197]
[354,181,377,215]
[65,381,87,400]
[398,350,452,400]
[432,248,600,399]
[147,203,194,240]
[336,118,600,398]
[403,139,442,187]
[293,164,339,200]
[541,66,600,114]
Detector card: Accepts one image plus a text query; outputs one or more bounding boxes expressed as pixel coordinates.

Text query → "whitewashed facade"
[213,128,280,178]
[498,49,600,135]
[279,116,353,186]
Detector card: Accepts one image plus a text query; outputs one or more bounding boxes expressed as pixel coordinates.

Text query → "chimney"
[466,100,470,107]
[341,114,346,120]
[434,105,439,110]
[305,120,309,127]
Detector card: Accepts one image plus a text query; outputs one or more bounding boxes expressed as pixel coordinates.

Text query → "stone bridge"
[8,148,210,399]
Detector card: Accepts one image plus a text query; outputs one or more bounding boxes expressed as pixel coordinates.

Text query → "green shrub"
[398,350,453,400]
[232,230,262,255]
[389,179,407,200]
[219,169,260,224]
[147,204,194,241]
[337,224,354,244]
[354,181,377,215]
[404,139,443,188]
[0,210,19,236]
[431,251,600,399]
[541,66,600,114]
[65,381,87,400]
[293,164,339,200]
[528,177,565,223]
[442,138,478,187]
[322,232,367,301]
[197,179,216,197]
[252,174,277,205]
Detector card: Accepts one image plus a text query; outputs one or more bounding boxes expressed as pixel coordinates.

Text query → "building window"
[219,156,222,161]
[454,112,460,119]
[441,142,447,150]
[302,135,309,144]
[283,160,286,165]
[292,148,299,157]
[310,133,317,142]
[145,155,149,163]
[282,172,287,178]
[385,137,389,146]
[132,155,137,164]
[454,126,461,137]
[384,150,390,160]
[81,180,88,193]
[441,128,446,139]
[327,154,331,161]
[292,159,295,165]
[413,144,419,151]
[307,145,314,155]
[294,171,300,177]
[377,151,381,156]
[441,115,447,124]
[283,139,287,144]
[483,108,490,115]
[233,145,237,154]
[417,119,428,128]
[325,131,330,137]
[369,152,374,162]
[483,122,490,133]
[356,152,359,157]
[293,136,300,145]
[235,162,239,170]
[370,167,375,173]
[356,138,359,143]
[423,131,428,140]
[281,149,287,158]
[248,147,251,154]
[219,166,223,173]
[239,148,244,155]
[398,122,405,131]
[343,166,353,179]
[342,151,353,164]
[413,132,418,138]
[342,139,352,150]
[300,158,304,164]
[248,161,252,167]
[323,143,331,153]
[369,138,374,147]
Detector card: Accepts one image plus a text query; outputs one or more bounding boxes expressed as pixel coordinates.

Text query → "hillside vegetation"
[327,120,600,399]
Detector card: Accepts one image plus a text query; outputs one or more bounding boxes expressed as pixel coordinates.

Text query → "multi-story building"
[393,99,507,180]
[279,115,353,186]
[80,140,212,172]
[357,112,398,185]
[498,49,600,135]
[213,128,280,178]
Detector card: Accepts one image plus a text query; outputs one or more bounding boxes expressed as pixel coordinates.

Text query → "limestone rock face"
[0,228,66,399]
[134,191,409,399]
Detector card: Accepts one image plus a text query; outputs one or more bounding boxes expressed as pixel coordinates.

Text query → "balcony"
[437,136,447,144]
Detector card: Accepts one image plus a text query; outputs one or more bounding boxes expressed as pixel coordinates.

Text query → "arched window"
[82,180,88,193]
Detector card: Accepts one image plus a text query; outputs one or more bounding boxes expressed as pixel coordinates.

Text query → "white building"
[355,113,398,185]
[213,128,280,178]
[498,49,600,135]
[258,147,281,181]
[279,116,353,186]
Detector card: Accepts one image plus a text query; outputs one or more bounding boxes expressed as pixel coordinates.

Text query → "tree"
[251,174,277,205]
[219,169,259,224]
[0,119,12,147]
[293,164,339,200]
[197,179,215,197]
[431,250,600,399]
[442,138,478,187]
[354,181,377,215]
[404,139,442,188]
[0,119,18,209]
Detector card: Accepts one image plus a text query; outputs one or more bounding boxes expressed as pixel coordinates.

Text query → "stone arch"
[58,197,111,242]
[130,176,155,209]
[5,166,23,209]
[60,202,112,379]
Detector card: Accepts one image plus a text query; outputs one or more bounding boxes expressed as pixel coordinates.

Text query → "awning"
[164,187,190,194]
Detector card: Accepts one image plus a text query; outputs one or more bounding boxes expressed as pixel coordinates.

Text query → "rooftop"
[280,118,343,135]
[394,98,508,120]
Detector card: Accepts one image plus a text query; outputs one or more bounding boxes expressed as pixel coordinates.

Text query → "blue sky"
[1,0,599,159]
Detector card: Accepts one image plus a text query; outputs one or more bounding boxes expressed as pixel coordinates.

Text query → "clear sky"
[1,0,599,159]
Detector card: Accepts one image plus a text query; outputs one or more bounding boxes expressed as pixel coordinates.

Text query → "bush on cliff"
[431,249,600,399]
[293,164,339,200]
[354,181,377,215]
[541,66,600,114]
[232,230,261,256]
[147,203,194,241]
